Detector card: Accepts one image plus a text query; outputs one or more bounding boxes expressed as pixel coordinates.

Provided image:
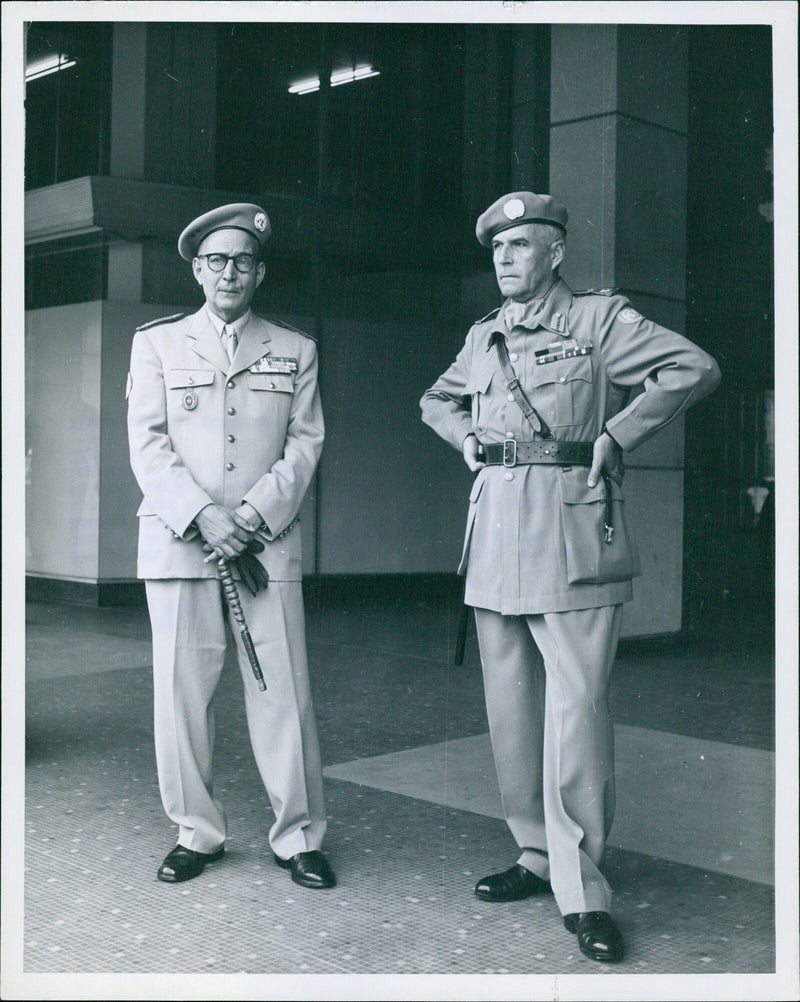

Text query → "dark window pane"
[26,246,107,309]
[215,22,464,210]
[216,23,320,197]
[25,22,110,189]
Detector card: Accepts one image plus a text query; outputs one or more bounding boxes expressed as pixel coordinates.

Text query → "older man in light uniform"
[127,203,334,890]
[421,191,720,961]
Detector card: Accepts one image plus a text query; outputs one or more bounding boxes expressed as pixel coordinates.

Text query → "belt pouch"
[557,469,641,584]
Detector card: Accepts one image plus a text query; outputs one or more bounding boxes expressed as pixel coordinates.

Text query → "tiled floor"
[9,588,791,997]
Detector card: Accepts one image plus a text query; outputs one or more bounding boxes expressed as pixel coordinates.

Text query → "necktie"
[222,324,238,362]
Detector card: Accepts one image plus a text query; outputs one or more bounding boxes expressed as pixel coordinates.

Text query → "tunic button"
[510,353,519,362]
[507,392,515,402]
[559,375,566,382]
[187,376,194,384]
[228,434,235,443]
[504,471,514,481]
[506,431,514,439]
[227,407,236,415]
[227,380,236,389]
[269,381,276,389]
[226,462,235,471]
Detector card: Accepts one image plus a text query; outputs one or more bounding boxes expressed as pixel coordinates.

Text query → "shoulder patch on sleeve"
[615,306,644,324]
[574,288,617,297]
[475,306,501,324]
[269,317,317,342]
[135,312,185,332]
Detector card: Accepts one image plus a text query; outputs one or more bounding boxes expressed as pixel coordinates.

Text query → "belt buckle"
[503,440,517,467]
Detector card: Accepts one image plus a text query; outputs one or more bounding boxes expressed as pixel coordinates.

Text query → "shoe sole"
[474,888,539,902]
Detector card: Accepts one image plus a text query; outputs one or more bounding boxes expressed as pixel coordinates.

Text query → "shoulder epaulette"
[574,288,617,297]
[135,312,185,332]
[269,317,317,342]
[474,306,502,324]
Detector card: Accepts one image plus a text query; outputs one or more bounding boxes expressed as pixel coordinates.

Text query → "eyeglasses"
[197,253,259,273]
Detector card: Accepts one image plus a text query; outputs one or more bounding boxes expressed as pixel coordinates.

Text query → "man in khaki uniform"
[127,203,335,890]
[421,191,720,961]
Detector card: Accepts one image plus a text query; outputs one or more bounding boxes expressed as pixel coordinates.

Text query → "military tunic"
[421,278,721,614]
[421,277,720,915]
[127,306,327,859]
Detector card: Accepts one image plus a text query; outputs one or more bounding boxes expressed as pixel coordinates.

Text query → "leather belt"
[480,440,592,468]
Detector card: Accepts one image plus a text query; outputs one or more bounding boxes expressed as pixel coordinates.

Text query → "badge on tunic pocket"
[182,389,198,410]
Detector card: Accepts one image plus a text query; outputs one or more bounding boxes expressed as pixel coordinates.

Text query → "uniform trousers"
[145,578,327,859]
[474,603,623,915]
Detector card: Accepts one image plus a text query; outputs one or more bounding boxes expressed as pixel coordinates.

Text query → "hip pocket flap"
[559,473,624,505]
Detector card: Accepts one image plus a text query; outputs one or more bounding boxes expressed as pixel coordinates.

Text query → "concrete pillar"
[110,23,147,180]
[107,23,148,301]
[143,23,217,187]
[548,24,688,326]
[107,22,218,302]
[545,24,690,636]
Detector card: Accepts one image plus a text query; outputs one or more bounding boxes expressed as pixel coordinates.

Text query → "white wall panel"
[25,302,102,579]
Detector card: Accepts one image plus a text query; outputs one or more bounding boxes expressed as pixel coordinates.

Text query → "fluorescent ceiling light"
[288,64,380,96]
[25,53,77,82]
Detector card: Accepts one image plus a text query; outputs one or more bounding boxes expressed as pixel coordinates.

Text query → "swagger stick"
[454,576,469,667]
[454,602,470,667]
[218,557,267,691]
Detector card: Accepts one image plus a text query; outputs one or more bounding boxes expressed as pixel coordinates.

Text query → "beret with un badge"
[178,202,272,261]
[476,191,569,247]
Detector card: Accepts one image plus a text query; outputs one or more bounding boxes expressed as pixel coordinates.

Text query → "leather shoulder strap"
[494,335,553,439]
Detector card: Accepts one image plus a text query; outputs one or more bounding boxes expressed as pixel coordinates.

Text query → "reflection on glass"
[25,22,109,189]
[215,22,464,209]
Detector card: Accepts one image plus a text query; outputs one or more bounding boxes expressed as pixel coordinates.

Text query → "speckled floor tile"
[20,596,777,979]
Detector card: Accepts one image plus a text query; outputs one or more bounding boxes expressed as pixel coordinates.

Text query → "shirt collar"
[205,305,251,339]
[496,278,573,337]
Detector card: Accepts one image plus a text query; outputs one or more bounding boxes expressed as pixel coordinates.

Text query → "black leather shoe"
[564,911,625,962]
[474,863,551,902]
[273,850,336,889]
[157,844,224,883]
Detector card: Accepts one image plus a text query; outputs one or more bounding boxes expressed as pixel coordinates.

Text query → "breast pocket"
[247,373,295,394]
[464,368,494,435]
[530,356,593,427]
[165,369,215,412]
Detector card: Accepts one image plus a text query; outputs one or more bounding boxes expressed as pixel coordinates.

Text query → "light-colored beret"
[476,191,568,247]
[178,202,271,260]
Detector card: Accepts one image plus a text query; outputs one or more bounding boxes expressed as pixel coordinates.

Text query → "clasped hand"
[195,502,261,562]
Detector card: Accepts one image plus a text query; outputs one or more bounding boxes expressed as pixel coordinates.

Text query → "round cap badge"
[254,212,267,233]
[503,198,526,221]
